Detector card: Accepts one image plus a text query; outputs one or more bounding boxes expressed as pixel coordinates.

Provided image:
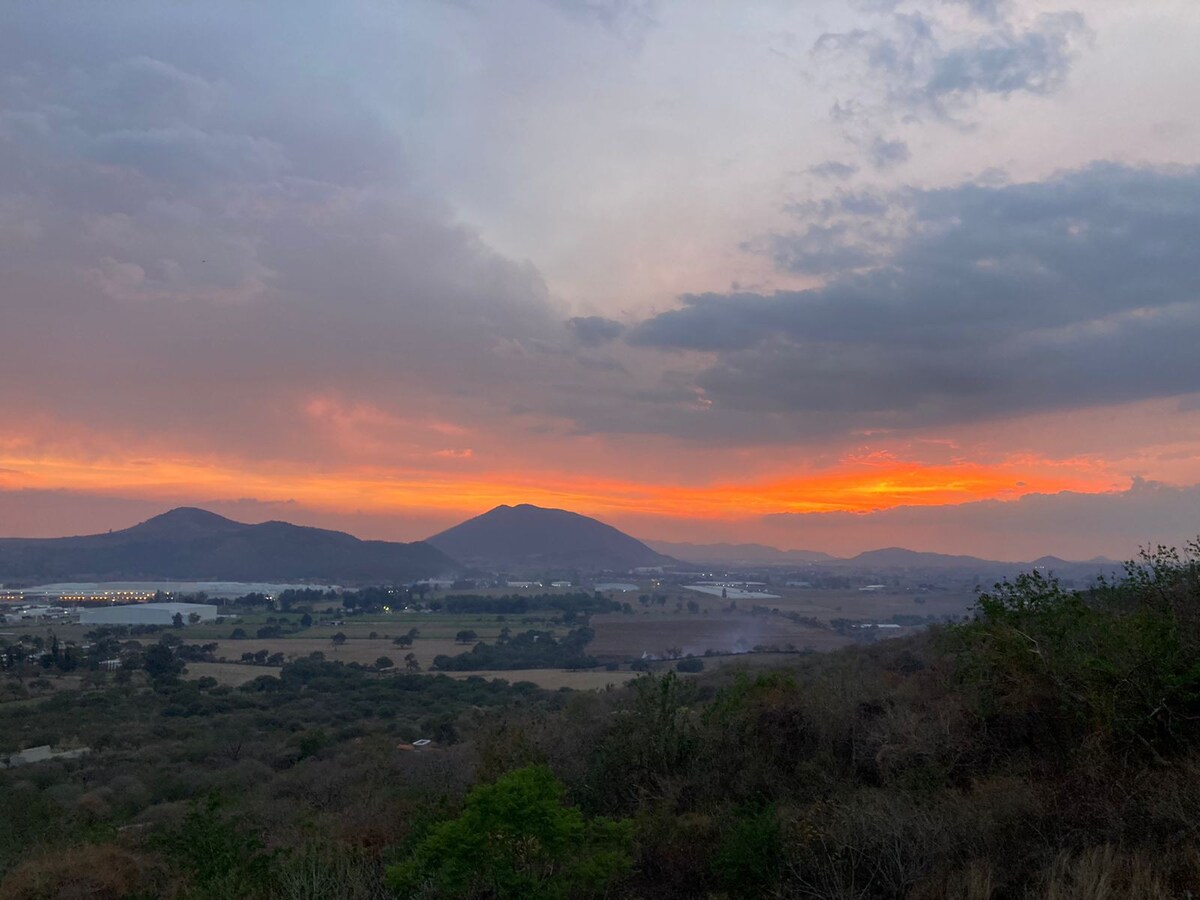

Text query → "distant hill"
[427,504,674,572]
[647,540,835,565]
[847,547,994,569]
[0,507,457,584]
[842,547,1121,577]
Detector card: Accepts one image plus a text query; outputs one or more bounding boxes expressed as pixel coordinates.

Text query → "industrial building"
[79,602,218,626]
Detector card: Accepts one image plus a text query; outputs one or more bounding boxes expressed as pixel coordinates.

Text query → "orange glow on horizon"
[0,444,1125,529]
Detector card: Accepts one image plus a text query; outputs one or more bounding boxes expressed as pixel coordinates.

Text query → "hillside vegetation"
[3,544,1200,898]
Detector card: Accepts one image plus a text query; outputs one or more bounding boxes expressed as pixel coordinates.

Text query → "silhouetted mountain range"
[0,505,1124,586]
[841,547,1119,572]
[427,504,674,572]
[0,508,456,584]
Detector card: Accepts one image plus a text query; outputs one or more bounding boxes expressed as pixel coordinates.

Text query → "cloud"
[759,223,880,276]
[809,160,860,180]
[630,163,1200,437]
[761,479,1200,561]
[815,7,1087,121]
[541,0,659,37]
[567,315,627,346]
[0,4,635,461]
[868,136,910,169]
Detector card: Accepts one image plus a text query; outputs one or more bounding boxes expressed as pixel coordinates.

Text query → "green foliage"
[579,673,699,815]
[143,640,184,681]
[154,795,278,900]
[948,544,1200,754]
[433,628,597,672]
[712,804,782,892]
[386,765,632,899]
[439,593,619,615]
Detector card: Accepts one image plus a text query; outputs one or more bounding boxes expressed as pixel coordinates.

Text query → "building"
[1,745,90,769]
[79,602,218,627]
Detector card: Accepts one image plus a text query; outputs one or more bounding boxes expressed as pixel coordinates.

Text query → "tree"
[172,612,184,628]
[188,612,202,625]
[455,629,479,644]
[392,634,413,647]
[299,613,313,628]
[386,766,632,899]
[375,656,394,669]
[330,632,347,647]
[143,642,183,681]
[404,652,420,672]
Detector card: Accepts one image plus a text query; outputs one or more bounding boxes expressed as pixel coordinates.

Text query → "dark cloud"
[809,160,859,180]
[816,8,1086,120]
[630,163,1200,434]
[868,136,910,169]
[759,223,880,276]
[567,315,627,346]
[752,189,897,276]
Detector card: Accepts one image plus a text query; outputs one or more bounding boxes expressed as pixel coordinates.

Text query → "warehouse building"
[79,602,218,627]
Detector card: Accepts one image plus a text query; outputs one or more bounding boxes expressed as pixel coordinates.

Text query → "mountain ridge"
[0,507,456,584]
[427,504,673,572]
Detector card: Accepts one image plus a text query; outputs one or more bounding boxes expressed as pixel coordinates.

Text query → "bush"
[947,543,1200,755]
[386,766,633,899]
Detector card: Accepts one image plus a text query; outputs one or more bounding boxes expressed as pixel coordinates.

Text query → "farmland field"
[588,612,854,658]
[184,660,282,686]
[208,637,471,669]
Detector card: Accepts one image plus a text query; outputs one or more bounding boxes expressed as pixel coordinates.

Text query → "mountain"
[427,504,674,572]
[847,547,995,569]
[0,507,457,584]
[843,547,1122,576]
[647,540,835,565]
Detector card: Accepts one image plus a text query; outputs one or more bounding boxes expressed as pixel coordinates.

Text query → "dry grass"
[0,843,164,899]
[1038,846,1180,900]
[588,613,853,658]
[184,661,282,686]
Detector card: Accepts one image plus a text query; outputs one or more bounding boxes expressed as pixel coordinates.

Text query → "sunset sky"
[3,0,1200,559]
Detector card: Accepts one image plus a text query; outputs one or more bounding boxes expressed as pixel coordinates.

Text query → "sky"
[2,0,1200,560]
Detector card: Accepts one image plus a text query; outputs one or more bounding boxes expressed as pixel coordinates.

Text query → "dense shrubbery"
[948,543,1200,756]
[437,592,620,615]
[7,545,1200,897]
[386,766,633,899]
[432,627,599,671]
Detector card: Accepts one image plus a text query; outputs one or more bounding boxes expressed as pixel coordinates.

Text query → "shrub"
[386,765,633,899]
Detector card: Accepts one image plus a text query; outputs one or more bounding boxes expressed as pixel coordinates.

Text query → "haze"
[3,0,1200,560]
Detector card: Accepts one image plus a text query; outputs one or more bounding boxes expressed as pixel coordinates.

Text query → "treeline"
[433,627,599,671]
[435,592,620,615]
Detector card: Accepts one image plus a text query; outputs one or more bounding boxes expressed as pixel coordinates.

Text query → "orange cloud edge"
[0,449,1123,528]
